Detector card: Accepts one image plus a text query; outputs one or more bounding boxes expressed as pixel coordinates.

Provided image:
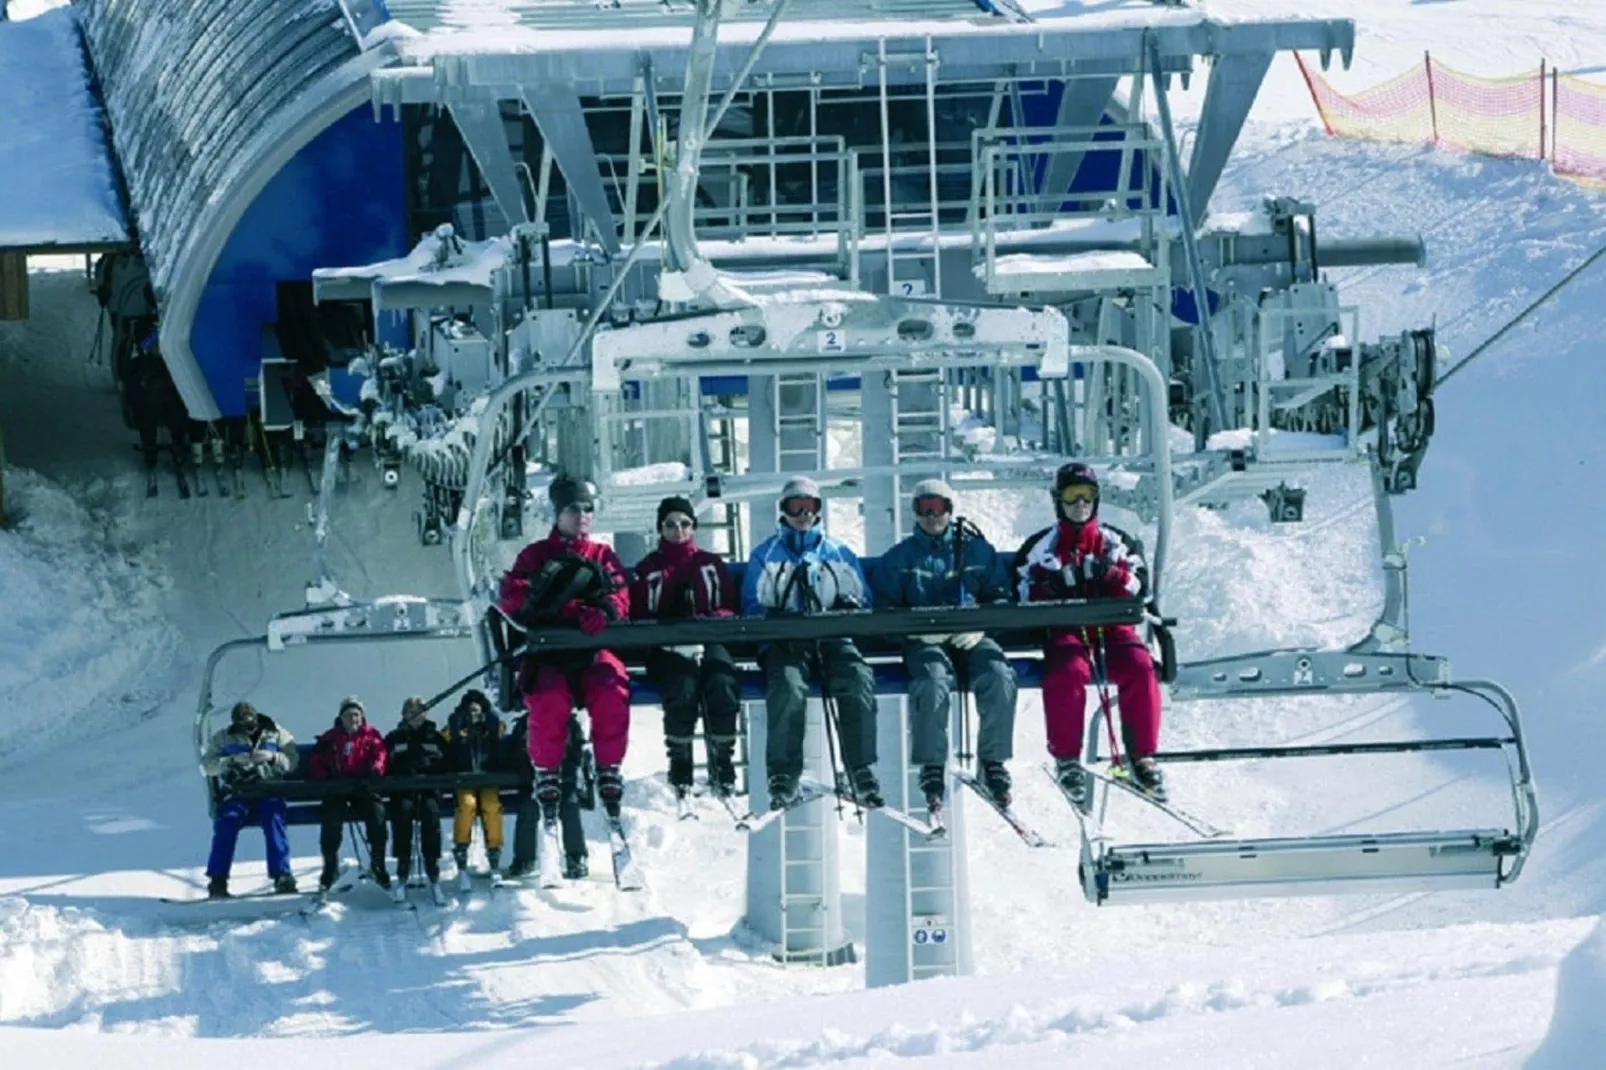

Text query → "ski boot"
[369,863,392,890]
[1131,756,1169,803]
[507,857,536,879]
[767,772,800,811]
[486,847,503,884]
[1055,757,1090,808]
[981,760,1013,809]
[206,876,229,899]
[708,742,738,798]
[596,765,625,818]
[918,764,946,809]
[666,738,695,799]
[564,854,589,880]
[390,881,408,906]
[533,767,562,816]
[848,766,884,809]
[318,861,340,893]
[429,881,449,907]
[453,845,473,893]
[271,873,298,895]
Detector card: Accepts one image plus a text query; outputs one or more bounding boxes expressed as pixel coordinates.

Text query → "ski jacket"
[1014,519,1148,646]
[503,714,534,776]
[630,538,738,621]
[871,520,1012,610]
[383,718,448,777]
[202,713,297,779]
[741,523,871,616]
[444,710,505,774]
[498,527,630,629]
[309,719,388,780]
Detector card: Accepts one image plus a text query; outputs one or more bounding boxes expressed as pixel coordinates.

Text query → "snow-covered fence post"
[1424,51,1440,144]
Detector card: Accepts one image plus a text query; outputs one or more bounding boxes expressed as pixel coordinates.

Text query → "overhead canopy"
[0,6,129,254]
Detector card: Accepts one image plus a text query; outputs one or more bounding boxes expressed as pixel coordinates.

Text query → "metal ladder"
[887,367,949,537]
[901,766,959,982]
[877,37,944,299]
[701,408,746,561]
[773,372,826,475]
[777,802,832,964]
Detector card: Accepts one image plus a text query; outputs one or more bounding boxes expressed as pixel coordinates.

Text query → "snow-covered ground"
[3,0,1606,1066]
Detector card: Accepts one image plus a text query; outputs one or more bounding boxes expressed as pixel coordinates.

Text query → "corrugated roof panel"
[384,0,989,34]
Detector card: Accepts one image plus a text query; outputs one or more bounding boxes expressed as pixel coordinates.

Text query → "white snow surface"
[0,4,128,250]
[3,0,1606,1065]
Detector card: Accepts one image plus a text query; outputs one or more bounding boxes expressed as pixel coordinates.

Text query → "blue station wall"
[191,105,406,417]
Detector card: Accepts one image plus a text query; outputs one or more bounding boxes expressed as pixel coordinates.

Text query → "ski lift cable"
[1435,239,1606,389]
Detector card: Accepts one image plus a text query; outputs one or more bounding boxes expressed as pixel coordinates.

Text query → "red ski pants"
[524,652,631,769]
[1041,639,1161,760]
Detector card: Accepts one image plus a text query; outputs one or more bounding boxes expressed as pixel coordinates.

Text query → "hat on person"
[910,477,956,513]
[230,701,259,728]
[657,496,697,529]
[549,475,597,512]
[338,695,365,716]
[779,476,822,511]
[400,696,427,719]
[458,688,492,715]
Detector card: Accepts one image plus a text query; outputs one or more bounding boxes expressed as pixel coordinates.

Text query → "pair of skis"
[536,808,642,891]
[730,778,951,839]
[1049,763,1225,839]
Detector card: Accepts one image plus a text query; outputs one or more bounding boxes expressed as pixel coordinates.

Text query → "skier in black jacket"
[384,696,448,902]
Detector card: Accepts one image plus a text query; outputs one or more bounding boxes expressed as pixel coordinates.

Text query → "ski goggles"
[913,496,951,518]
[781,498,821,518]
[1058,485,1098,505]
[660,516,695,530]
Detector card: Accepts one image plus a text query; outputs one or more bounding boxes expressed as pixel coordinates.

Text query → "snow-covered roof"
[0,6,129,252]
[71,0,395,420]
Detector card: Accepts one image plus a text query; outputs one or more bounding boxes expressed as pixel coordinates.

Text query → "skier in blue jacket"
[741,477,882,810]
[871,479,1018,809]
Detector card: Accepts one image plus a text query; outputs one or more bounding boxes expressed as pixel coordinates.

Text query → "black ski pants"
[318,793,387,870]
[646,644,741,773]
[512,718,588,866]
[388,792,444,880]
[761,639,876,780]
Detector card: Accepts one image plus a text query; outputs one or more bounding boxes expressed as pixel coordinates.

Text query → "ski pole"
[809,643,856,820]
[1080,626,1124,770]
[420,645,528,715]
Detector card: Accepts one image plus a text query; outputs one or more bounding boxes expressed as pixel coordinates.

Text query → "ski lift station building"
[0,0,1360,423]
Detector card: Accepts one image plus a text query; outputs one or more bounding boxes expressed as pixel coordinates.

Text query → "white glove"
[948,632,986,651]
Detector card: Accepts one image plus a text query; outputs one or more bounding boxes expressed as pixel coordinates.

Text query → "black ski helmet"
[1053,461,1100,518]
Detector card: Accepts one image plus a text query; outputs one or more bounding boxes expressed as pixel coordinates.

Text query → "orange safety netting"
[1295,53,1606,187]
[1553,73,1606,186]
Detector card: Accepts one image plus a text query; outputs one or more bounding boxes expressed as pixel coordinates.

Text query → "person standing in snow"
[1014,462,1165,804]
[497,476,632,819]
[629,495,742,800]
[443,688,506,887]
[200,701,298,898]
[309,696,391,892]
[384,696,448,899]
[741,477,882,810]
[870,479,1018,809]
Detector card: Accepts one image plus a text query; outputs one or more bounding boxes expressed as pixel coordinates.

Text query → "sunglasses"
[562,502,596,514]
[782,499,821,518]
[1059,485,1098,505]
[661,518,695,530]
[913,497,950,519]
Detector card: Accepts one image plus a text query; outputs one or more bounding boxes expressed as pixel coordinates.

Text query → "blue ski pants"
[206,797,292,879]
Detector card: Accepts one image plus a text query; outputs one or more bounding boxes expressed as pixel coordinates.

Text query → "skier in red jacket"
[497,476,632,818]
[629,496,742,800]
[309,695,391,891]
[1014,462,1165,805]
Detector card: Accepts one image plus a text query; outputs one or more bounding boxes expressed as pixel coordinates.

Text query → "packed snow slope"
[1,1,1605,1066]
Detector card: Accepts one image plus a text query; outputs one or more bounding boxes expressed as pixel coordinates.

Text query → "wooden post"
[1424,51,1439,144]
[1539,60,1547,160]
[0,252,27,320]
[1553,67,1561,166]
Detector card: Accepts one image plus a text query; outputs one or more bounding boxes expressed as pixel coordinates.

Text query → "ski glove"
[948,632,986,651]
[575,606,608,636]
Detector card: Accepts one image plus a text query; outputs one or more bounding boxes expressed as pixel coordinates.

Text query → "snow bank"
[1528,916,1606,1069]
[0,469,184,758]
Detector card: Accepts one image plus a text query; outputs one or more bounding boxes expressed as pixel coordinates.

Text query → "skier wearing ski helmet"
[741,477,882,811]
[199,700,298,898]
[629,496,742,800]
[497,475,632,821]
[1014,462,1166,805]
[870,479,1018,810]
